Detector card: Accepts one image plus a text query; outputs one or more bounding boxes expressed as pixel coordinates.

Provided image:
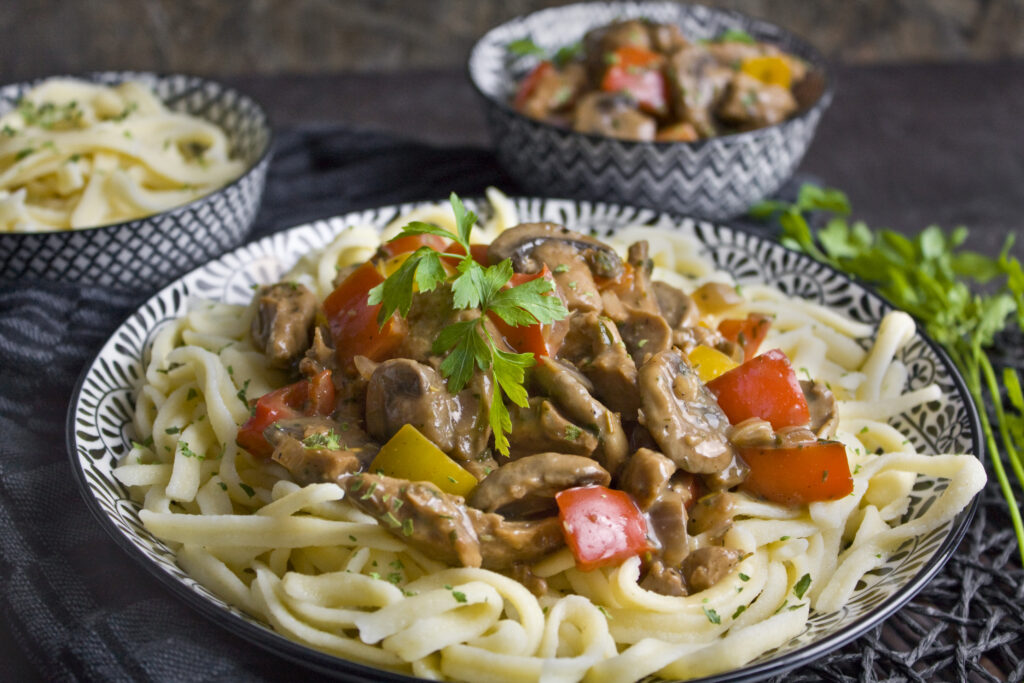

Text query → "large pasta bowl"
[68,196,981,681]
[0,71,271,290]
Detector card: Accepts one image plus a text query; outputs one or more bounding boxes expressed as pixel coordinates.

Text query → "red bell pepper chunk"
[236,369,335,458]
[556,485,650,572]
[443,242,490,267]
[600,46,667,116]
[379,233,450,259]
[488,265,563,358]
[738,441,854,506]
[514,61,555,111]
[323,262,407,368]
[707,348,810,430]
[718,313,772,362]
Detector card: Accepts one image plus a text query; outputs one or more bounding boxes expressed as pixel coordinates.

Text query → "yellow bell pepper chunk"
[688,345,740,383]
[369,424,477,497]
[740,56,792,89]
[378,252,411,278]
[378,251,458,281]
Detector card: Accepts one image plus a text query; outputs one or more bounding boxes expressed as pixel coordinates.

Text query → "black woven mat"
[0,126,1020,682]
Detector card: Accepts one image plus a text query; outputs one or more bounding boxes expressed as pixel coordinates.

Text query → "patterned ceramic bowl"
[0,71,272,291]
[468,2,833,221]
[68,196,980,682]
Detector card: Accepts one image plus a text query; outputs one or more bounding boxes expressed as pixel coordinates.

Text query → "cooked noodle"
[0,78,245,232]
[115,191,985,681]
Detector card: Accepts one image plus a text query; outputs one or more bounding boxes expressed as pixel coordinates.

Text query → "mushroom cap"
[488,222,624,278]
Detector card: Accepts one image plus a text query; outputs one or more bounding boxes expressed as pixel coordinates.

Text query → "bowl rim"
[466,0,836,150]
[0,69,274,239]
[65,193,984,683]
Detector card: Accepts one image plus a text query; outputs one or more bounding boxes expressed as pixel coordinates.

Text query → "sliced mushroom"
[640,560,688,596]
[508,397,598,460]
[271,433,362,485]
[701,454,749,491]
[469,510,566,570]
[340,473,483,567]
[688,491,735,539]
[365,359,455,451]
[653,280,700,329]
[558,311,640,419]
[728,417,817,450]
[467,452,610,519]
[393,287,479,362]
[341,472,566,570]
[573,91,657,141]
[717,72,798,130]
[618,448,676,511]
[665,44,734,137]
[267,416,379,483]
[618,241,661,314]
[637,348,736,473]
[251,282,317,369]
[618,306,673,366]
[299,326,338,378]
[533,240,602,312]
[648,490,690,567]
[728,417,776,449]
[516,61,586,120]
[488,222,623,279]
[450,370,498,479]
[802,379,839,439]
[532,357,629,474]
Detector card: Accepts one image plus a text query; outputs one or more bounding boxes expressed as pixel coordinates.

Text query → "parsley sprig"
[368,193,569,456]
[507,37,583,67]
[753,184,1024,565]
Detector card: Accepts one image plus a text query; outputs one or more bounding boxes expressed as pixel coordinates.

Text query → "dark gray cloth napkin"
[1,126,1021,682]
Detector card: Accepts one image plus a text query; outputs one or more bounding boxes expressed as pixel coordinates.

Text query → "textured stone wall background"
[0,0,1022,81]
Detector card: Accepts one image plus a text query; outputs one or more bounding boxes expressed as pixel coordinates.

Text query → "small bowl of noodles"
[0,71,272,290]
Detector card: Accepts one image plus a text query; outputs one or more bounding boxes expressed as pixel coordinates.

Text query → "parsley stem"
[973,345,1024,565]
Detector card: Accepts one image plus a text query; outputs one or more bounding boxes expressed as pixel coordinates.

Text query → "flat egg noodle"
[115,190,986,680]
[0,78,245,231]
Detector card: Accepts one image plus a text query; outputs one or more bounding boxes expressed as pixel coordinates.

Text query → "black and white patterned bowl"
[68,196,981,682]
[468,2,833,221]
[0,71,272,291]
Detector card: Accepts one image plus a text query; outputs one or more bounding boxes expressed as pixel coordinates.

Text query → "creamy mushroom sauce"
[511,19,814,142]
[246,221,838,597]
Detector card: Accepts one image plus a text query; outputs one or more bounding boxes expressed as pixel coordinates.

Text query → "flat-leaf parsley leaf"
[369,193,569,456]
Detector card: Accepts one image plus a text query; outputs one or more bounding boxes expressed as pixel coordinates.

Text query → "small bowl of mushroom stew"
[468,2,832,220]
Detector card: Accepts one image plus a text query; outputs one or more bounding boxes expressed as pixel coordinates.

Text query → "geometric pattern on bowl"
[68,196,980,682]
[0,71,272,291]
[469,2,834,221]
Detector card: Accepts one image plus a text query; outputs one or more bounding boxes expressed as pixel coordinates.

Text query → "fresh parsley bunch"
[754,185,1024,565]
[368,193,569,456]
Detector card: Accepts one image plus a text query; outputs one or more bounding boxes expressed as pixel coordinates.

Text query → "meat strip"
[251,282,317,369]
